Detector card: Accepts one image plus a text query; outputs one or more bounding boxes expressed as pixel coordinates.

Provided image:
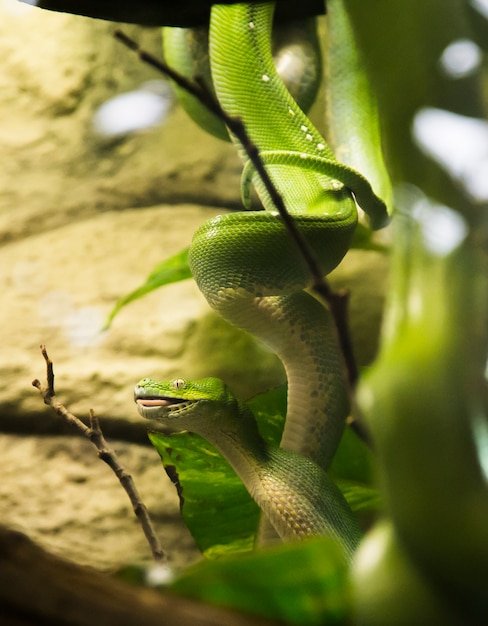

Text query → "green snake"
[137,2,388,554]
[135,376,361,559]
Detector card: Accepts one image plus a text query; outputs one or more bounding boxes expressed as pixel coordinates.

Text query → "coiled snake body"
[136,2,388,556]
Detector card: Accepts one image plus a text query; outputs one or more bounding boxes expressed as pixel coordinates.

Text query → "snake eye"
[172,378,186,390]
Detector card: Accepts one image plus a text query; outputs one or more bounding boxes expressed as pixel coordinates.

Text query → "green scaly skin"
[135,376,362,560]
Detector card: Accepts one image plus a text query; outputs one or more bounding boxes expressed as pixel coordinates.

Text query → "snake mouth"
[134,390,194,420]
[135,396,184,407]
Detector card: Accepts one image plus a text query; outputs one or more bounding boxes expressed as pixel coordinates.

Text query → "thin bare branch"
[32,346,167,564]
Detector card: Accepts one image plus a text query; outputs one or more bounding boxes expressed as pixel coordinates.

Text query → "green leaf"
[149,430,259,558]
[105,247,192,327]
[350,222,388,252]
[329,421,382,521]
[171,536,352,626]
[337,479,381,516]
[330,425,375,484]
[247,383,287,444]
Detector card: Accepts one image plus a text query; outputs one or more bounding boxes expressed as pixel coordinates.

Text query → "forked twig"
[32,345,167,564]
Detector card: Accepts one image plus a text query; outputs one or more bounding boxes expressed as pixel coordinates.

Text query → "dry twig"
[32,345,166,564]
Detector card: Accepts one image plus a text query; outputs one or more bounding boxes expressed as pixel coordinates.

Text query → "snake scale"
[136,2,388,557]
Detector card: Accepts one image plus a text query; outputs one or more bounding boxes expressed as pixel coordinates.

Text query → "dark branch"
[0,525,280,626]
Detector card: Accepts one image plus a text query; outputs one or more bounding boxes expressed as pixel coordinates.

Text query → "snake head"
[134,376,235,429]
